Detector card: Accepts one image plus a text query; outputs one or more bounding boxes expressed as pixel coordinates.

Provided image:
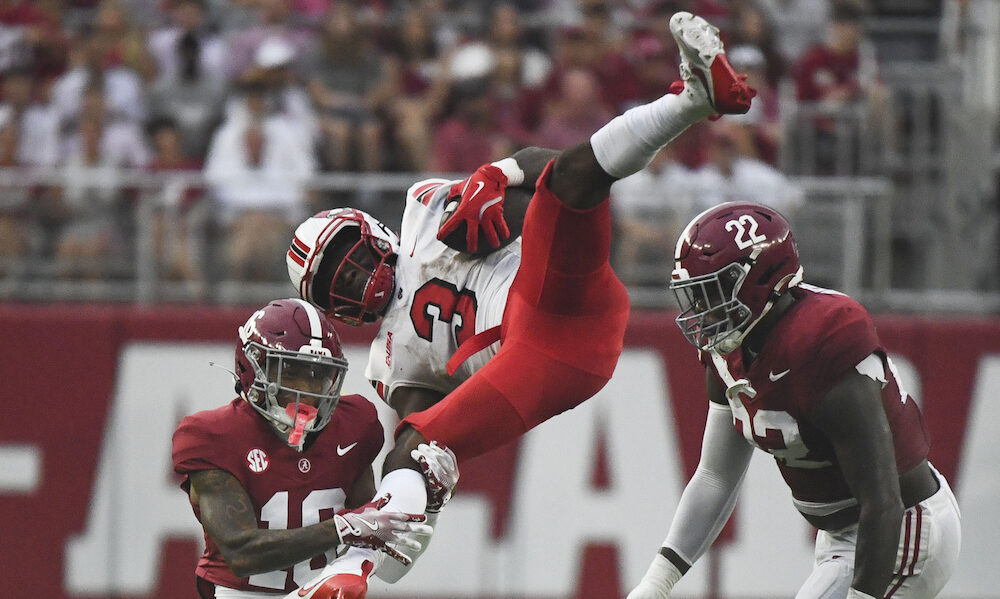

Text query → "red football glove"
[332,494,431,565]
[437,164,511,253]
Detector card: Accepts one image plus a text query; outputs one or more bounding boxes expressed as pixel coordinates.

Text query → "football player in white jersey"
[284,12,757,599]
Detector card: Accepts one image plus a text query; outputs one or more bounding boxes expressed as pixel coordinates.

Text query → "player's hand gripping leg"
[412,441,459,512]
[333,494,432,565]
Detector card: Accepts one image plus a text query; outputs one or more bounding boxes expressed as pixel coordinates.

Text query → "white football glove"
[333,494,432,565]
[411,441,459,513]
[627,553,684,599]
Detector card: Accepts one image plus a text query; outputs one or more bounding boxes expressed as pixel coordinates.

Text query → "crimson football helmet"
[287,208,400,325]
[235,298,349,451]
[670,202,803,354]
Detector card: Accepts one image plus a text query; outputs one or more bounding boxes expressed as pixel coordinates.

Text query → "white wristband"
[491,158,525,186]
[846,588,879,599]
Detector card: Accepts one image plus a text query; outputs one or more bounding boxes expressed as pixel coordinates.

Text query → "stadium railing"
[0,168,996,314]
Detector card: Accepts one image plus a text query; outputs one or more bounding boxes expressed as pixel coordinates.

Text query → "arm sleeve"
[663,401,754,565]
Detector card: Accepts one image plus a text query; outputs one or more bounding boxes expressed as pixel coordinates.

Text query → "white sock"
[590,87,712,179]
[378,468,427,514]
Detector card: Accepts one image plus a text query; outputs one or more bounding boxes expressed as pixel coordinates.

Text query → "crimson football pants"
[403,161,631,460]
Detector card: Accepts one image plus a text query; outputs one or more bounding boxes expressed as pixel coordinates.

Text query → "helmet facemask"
[244,341,348,451]
[325,231,395,325]
[672,262,754,354]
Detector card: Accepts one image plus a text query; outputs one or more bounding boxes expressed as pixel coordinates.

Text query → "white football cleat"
[669,11,756,115]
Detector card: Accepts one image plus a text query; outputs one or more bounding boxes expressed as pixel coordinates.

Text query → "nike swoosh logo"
[357,517,378,530]
[769,369,791,382]
[468,180,485,202]
[478,196,503,219]
[298,574,331,596]
[337,442,358,456]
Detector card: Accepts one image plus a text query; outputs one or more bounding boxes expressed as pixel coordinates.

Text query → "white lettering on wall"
[65,343,235,594]
[0,444,42,493]
[950,355,1000,598]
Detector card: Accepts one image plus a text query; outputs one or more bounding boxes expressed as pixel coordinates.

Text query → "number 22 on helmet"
[670,202,803,354]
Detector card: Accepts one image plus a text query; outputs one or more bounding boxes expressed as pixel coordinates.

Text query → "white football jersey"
[365,178,522,405]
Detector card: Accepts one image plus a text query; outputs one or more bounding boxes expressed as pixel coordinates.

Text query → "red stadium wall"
[0,304,995,599]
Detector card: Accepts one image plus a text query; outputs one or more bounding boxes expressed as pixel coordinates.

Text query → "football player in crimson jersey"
[283,12,757,597]
[171,298,435,599]
[628,203,961,599]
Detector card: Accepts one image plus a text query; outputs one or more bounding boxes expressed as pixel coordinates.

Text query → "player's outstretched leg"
[556,11,755,209]
[669,11,755,115]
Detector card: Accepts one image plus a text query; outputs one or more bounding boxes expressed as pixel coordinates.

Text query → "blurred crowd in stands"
[0,0,897,287]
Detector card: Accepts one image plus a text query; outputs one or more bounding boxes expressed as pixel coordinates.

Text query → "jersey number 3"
[410,278,478,346]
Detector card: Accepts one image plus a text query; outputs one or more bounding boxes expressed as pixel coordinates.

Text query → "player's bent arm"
[387,386,445,421]
[189,469,343,577]
[809,371,904,599]
[630,373,753,598]
[507,146,560,188]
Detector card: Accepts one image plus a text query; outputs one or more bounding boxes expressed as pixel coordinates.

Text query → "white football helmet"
[287,208,400,325]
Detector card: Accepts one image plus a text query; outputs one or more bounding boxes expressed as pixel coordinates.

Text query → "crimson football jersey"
[172,395,383,593]
[703,284,929,507]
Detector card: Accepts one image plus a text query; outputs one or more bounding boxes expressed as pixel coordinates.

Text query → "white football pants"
[795,463,961,599]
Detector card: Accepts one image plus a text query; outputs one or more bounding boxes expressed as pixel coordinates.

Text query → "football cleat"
[669,11,755,115]
[294,559,374,599]
[295,573,368,599]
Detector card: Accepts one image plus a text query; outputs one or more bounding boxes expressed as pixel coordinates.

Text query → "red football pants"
[402,161,631,460]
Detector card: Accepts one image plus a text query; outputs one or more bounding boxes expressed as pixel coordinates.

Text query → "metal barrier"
[0,167,996,312]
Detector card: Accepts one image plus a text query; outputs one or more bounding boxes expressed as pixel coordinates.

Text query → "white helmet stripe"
[675,203,720,260]
[293,298,324,347]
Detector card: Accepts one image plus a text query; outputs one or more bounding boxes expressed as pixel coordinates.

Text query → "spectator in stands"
[534,66,613,150]
[91,0,156,82]
[54,81,151,279]
[756,0,830,66]
[726,44,782,165]
[249,36,317,146]
[223,0,314,82]
[50,27,147,128]
[484,1,550,137]
[203,74,315,281]
[610,147,696,286]
[543,16,639,116]
[0,66,59,167]
[0,0,68,84]
[304,3,392,171]
[727,1,786,89]
[148,0,227,159]
[145,116,205,286]
[691,120,804,218]
[430,79,514,174]
[793,0,889,174]
[148,0,227,85]
[626,33,680,105]
[381,5,451,171]
[0,105,29,272]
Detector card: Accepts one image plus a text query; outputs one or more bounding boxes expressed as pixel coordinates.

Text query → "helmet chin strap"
[285,403,319,451]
